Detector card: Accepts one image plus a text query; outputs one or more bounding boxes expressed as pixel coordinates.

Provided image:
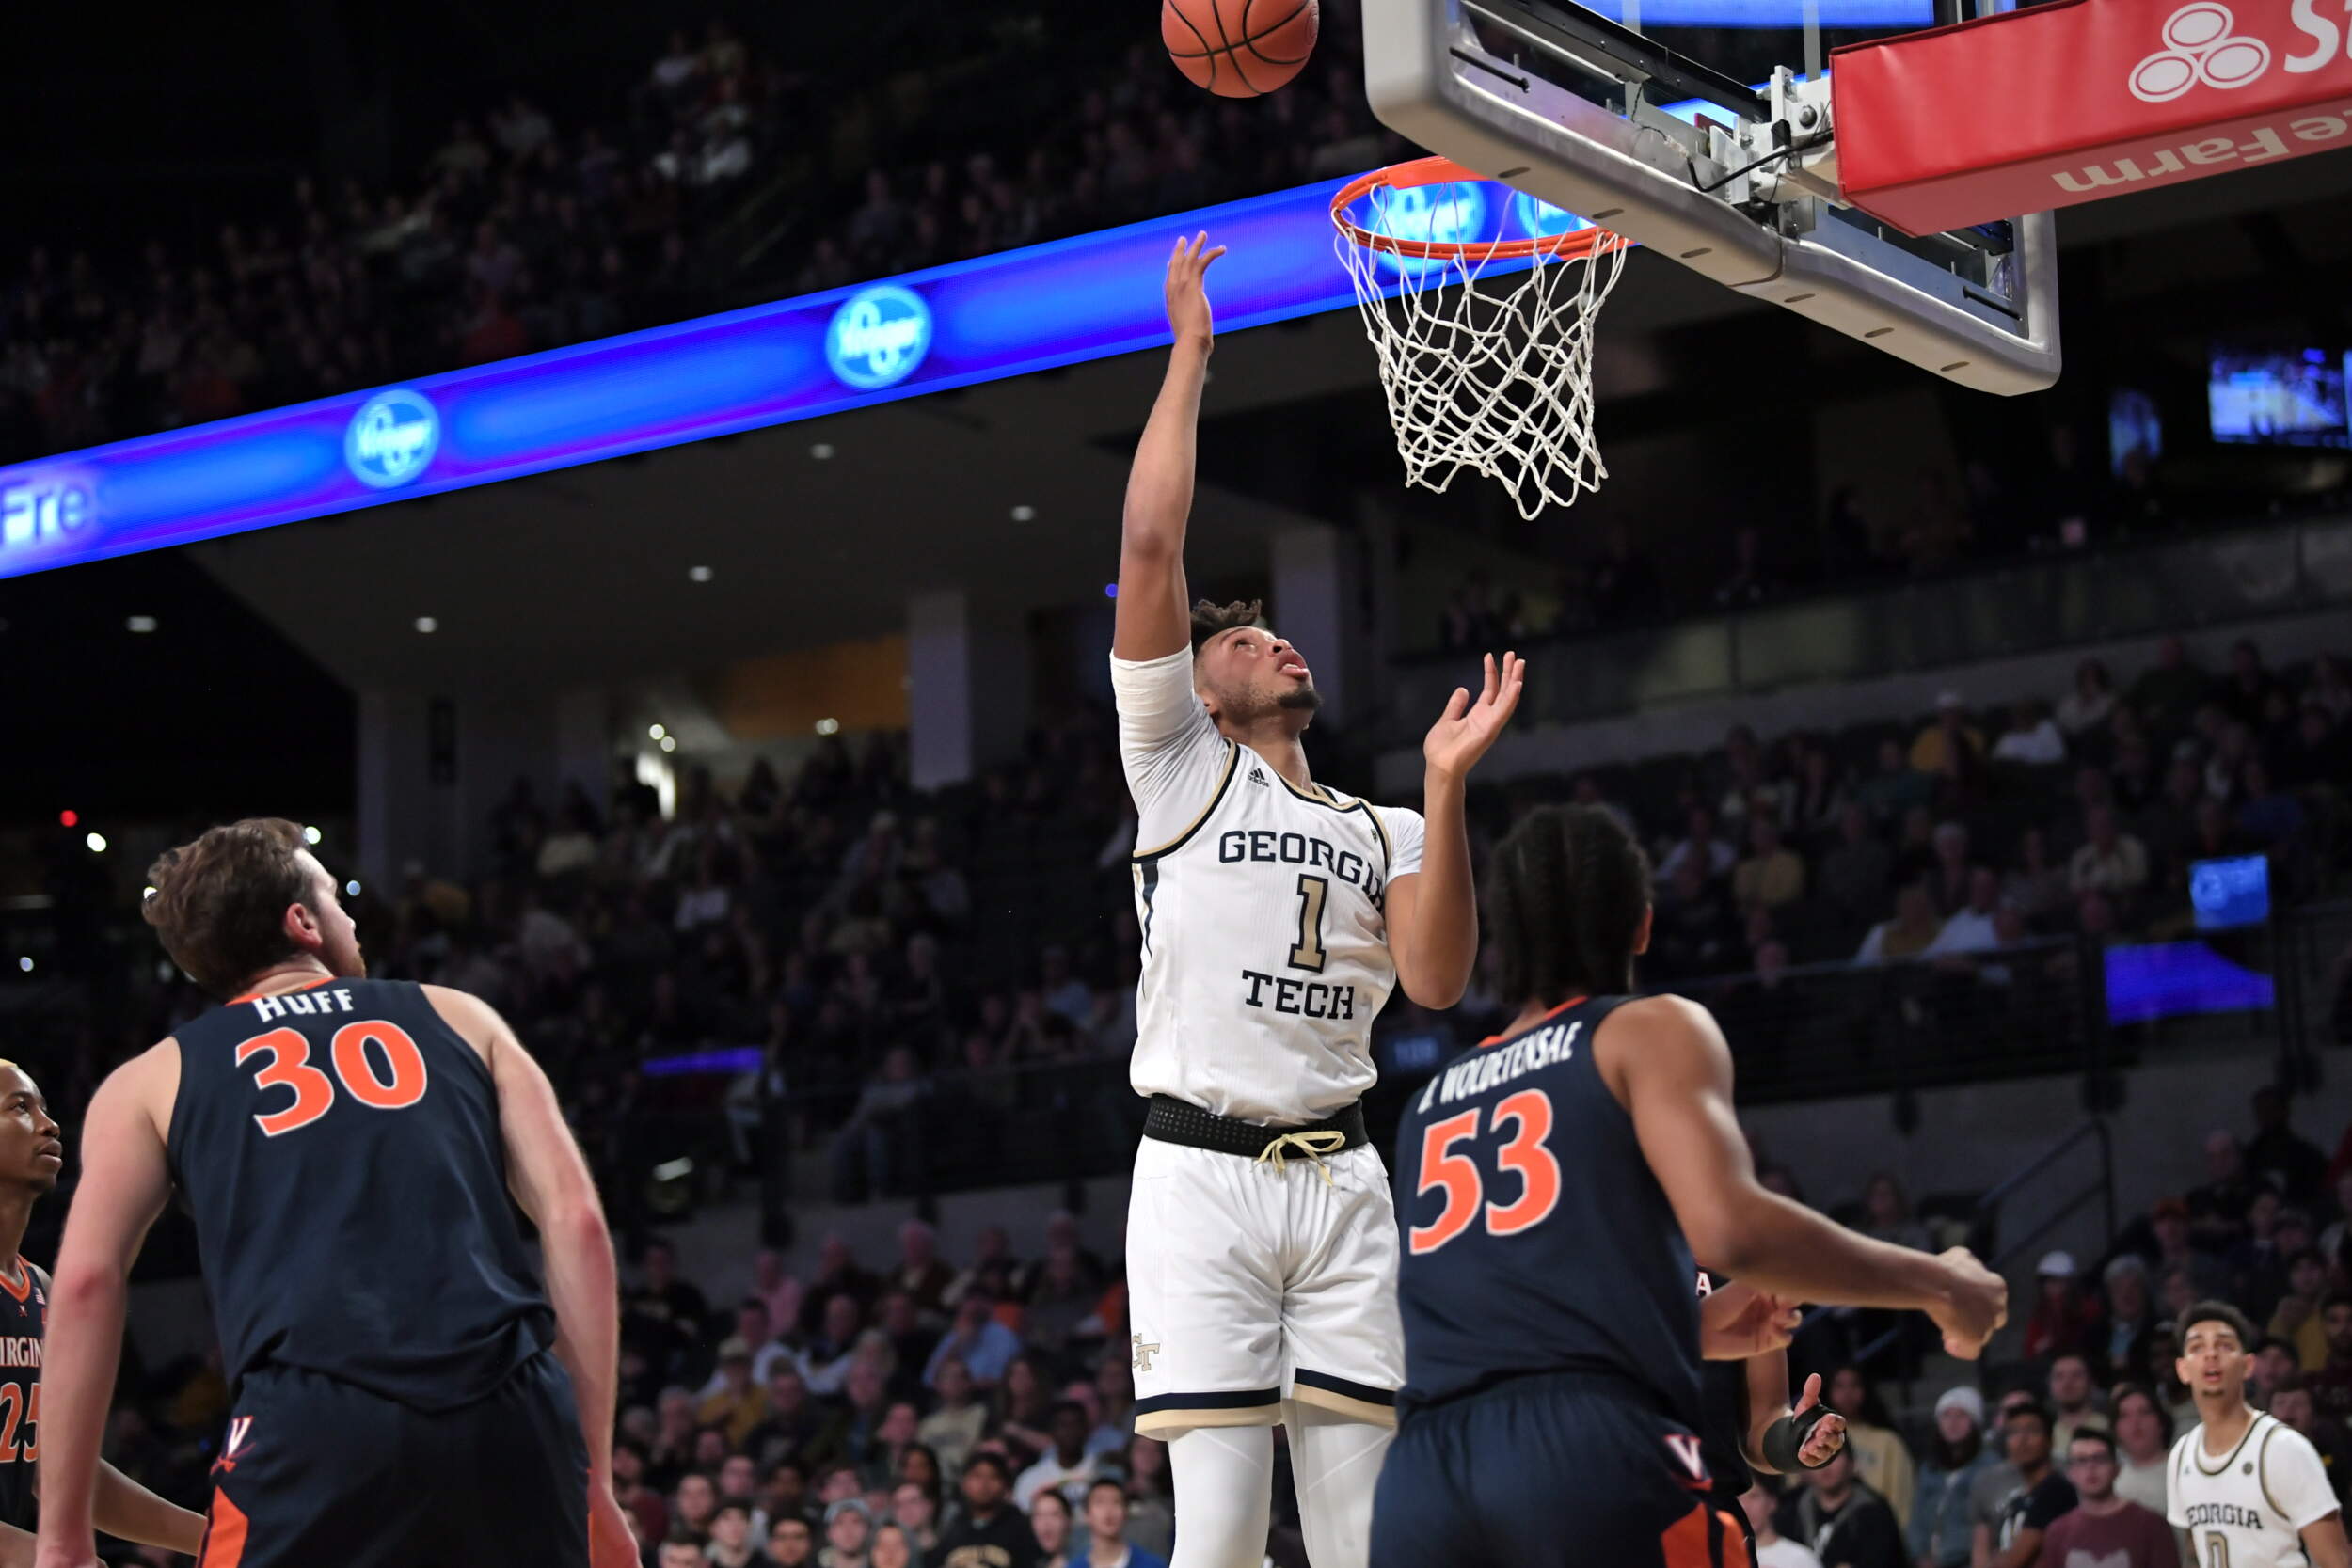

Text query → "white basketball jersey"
[2169,1412,2340,1568]
[1113,650,1425,1126]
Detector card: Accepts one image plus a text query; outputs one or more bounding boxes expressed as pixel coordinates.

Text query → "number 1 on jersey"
[1289,875,1329,972]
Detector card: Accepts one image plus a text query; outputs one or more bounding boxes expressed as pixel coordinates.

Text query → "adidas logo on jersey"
[1247,766,1270,787]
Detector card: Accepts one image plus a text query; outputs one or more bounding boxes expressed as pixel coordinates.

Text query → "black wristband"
[1762,1402,1841,1471]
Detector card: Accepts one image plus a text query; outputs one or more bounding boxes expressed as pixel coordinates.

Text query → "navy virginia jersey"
[1392,995,1702,1427]
[0,1258,44,1528]
[167,977,553,1411]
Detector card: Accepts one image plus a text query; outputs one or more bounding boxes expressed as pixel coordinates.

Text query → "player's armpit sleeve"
[2265,1424,2344,1529]
[1112,649,1228,844]
[1376,806,1427,879]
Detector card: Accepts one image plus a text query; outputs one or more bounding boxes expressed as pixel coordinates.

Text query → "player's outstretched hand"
[1696,1278,1802,1361]
[1790,1373,1849,1466]
[1423,651,1527,782]
[1927,1245,2009,1359]
[589,1485,639,1568]
[1165,231,1228,347]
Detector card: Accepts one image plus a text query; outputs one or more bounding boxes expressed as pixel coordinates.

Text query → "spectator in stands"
[2310,1295,2352,1424]
[1779,1446,1905,1568]
[831,1046,929,1201]
[2067,806,2149,899]
[1854,882,1943,965]
[2108,1383,2172,1516]
[1914,1386,1997,1568]
[1991,700,2067,767]
[2001,828,2072,927]
[1858,737,1935,824]
[1029,1487,1074,1566]
[1820,803,1895,924]
[1828,1365,1915,1526]
[1741,1485,1823,1568]
[935,1452,1037,1568]
[1661,805,1739,882]
[891,1482,941,1558]
[1979,1400,2075,1568]
[2188,1130,2257,1250]
[769,1514,818,1567]
[2217,638,2283,728]
[1926,867,2008,960]
[1735,814,1806,909]
[2037,1429,2174,1568]
[1788,740,1849,842]
[2047,1353,2110,1449]
[1910,693,1985,785]
[886,1221,956,1323]
[707,1501,762,1568]
[1652,853,1743,977]
[1012,1402,1102,1511]
[2268,1372,2352,1506]
[2025,1251,2101,1362]
[1858,1172,1931,1252]
[2256,1336,2304,1408]
[628,1239,713,1383]
[701,1338,771,1448]
[2280,701,2352,791]
[2129,636,2207,735]
[1074,1477,1168,1568]
[2235,755,2304,848]
[823,1497,874,1566]
[2057,658,2118,737]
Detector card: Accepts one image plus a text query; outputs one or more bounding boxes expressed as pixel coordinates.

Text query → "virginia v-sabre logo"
[826,285,933,390]
[344,388,440,488]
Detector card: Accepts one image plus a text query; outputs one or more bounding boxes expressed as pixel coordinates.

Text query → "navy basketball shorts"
[1371,1371,1750,1568]
[197,1351,590,1568]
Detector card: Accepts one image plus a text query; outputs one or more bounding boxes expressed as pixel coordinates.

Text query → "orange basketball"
[1163,0,1320,97]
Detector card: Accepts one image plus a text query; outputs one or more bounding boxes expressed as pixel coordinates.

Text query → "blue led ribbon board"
[0,173,1579,581]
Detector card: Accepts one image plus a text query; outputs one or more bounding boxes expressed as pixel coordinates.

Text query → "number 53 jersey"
[1114,649,1425,1127]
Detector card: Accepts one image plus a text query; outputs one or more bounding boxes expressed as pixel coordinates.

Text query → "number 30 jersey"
[1113,650,1425,1127]
[167,977,554,1410]
[1391,995,1704,1426]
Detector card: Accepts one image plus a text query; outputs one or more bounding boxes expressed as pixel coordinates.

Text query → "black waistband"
[1143,1095,1368,1158]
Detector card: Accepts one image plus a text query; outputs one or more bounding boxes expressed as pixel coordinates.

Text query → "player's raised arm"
[35,1049,178,1568]
[1115,232,1225,663]
[1603,994,2009,1356]
[427,988,636,1568]
[1388,650,1525,1008]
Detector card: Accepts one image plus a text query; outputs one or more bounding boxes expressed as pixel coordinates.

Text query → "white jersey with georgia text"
[1112,649,1426,1126]
[2169,1411,2341,1568]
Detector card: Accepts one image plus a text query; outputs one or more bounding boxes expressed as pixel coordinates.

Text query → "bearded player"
[1111,231,1521,1568]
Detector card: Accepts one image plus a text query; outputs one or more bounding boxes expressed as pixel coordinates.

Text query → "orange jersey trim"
[199,1490,250,1568]
[1476,996,1588,1049]
[0,1258,29,1304]
[229,975,338,1006]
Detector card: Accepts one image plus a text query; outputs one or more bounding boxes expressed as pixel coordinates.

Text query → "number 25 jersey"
[167,977,555,1410]
[1113,649,1425,1127]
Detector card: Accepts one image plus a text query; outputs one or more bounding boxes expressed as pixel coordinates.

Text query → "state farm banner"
[1832,0,2352,236]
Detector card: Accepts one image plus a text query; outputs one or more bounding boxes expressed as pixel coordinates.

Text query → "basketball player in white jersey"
[1110,231,1521,1568]
[2169,1300,2350,1568]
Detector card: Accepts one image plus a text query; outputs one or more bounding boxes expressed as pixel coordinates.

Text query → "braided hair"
[1190,598,1263,651]
[1486,803,1652,1007]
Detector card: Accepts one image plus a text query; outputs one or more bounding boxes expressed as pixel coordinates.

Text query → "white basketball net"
[1333,176,1628,520]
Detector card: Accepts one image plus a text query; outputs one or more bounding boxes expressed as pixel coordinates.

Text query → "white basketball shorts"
[1124,1134,1403,1437]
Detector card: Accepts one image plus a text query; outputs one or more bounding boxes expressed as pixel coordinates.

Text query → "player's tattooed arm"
[1115,232,1226,663]
[1391,650,1526,1008]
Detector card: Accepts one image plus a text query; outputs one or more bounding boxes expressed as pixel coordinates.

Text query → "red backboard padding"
[1832,0,2352,237]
